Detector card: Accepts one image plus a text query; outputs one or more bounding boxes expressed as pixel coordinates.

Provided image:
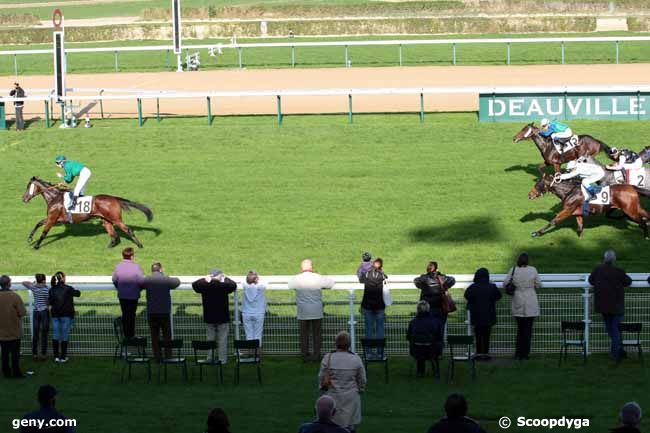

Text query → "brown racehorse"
[513,123,613,174]
[527,174,649,239]
[22,177,153,249]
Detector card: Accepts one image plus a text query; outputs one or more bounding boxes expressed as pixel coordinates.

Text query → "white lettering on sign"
[527,99,543,116]
[612,98,627,115]
[631,97,647,116]
[509,98,524,116]
[546,99,563,116]
[566,99,582,116]
[595,98,611,115]
[488,99,506,116]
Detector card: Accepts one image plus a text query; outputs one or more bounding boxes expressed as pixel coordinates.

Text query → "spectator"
[359,257,387,360]
[464,268,502,361]
[22,274,50,361]
[426,393,487,433]
[0,275,26,378]
[611,402,642,433]
[112,247,144,338]
[206,408,231,433]
[20,385,76,433]
[142,263,180,361]
[299,395,349,433]
[49,272,80,364]
[9,82,25,131]
[503,253,541,360]
[318,331,366,432]
[414,261,456,326]
[407,301,443,377]
[589,249,632,361]
[242,270,267,346]
[192,269,237,364]
[288,259,335,362]
[356,252,373,281]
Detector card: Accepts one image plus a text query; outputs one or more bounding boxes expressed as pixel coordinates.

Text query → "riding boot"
[52,340,60,359]
[61,341,69,360]
[68,195,78,211]
[583,187,594,216]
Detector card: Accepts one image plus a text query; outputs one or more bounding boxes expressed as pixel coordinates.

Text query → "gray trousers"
[15,106,24,130]
[206,323,229,363]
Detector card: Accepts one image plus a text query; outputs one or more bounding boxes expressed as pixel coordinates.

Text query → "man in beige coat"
[0,275,27,378]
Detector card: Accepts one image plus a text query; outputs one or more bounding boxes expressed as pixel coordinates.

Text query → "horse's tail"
[634,186,650,198]
[589,136,614,160]
[119,198,153,222]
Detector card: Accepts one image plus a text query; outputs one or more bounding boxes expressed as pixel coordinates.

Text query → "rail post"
[452,43,457,65]
[238,47,243,69]
[99,89,105,119]
[399,44,403,66]
[156,98,160,123]
[561,41,565,64]
[114,50,118,72]
[276,95,283,125]
[44,100,50,128]
[615,41,620,64]
[233,290,241,341]
[344,45,349,67]
[348,290,357,353]
[582,280,592,355]
[419,92,424,123]
[291,46,296,67]
[348,94,353,124]
[507,42,511,65]
[137,98,143,127]
[166,49,170,70]
[169,296,175,339]
[14,54,18,76]
[28,289,34,345]
[207,96,212,126]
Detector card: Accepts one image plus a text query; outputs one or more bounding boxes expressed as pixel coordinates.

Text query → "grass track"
[1,113,650,275]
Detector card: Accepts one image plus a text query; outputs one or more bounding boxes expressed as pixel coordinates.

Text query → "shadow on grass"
[409,216,503,243]
[503,163,547,178]
[37,222,162,248]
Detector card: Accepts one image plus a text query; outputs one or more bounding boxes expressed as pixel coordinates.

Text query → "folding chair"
[159,339,188,383]
[121,337,151,383]
[191,340,224,384]
[112,317,124,364]
[234,339,262,385]
[360,338,389,383]
[620,323,644,365]
[410,334,440,379]
[446,335,475,383]
[559,321,586,366]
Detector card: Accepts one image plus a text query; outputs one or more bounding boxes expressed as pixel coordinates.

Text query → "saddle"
[553,135,579,153]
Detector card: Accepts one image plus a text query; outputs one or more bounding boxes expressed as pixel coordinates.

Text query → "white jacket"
[241,281,267,316]
[560,161,604,181]
[288,271,335,320]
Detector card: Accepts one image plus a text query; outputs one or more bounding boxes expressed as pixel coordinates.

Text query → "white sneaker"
[59,358,68,363]
[54,358,61,363]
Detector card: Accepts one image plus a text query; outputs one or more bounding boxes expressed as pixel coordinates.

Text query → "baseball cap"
[208,269,224,277]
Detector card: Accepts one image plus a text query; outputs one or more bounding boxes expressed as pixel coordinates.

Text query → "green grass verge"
[1,113,650,275]
[2,32,650,76]
[0,356,648,433]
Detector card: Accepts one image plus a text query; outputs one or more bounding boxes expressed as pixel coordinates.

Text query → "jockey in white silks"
[556,156,605,216]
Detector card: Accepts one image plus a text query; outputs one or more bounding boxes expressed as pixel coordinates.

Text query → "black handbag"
[504,266,517,296]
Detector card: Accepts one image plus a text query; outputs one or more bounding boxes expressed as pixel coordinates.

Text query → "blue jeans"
[52,317,74,341]
[362,308,385,358]
[602,314,623,360]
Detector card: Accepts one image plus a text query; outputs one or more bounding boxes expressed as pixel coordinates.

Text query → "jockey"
[540,118,573,151]
[556,156,605,216]
[606,147,643,181]
[55,155,91,210]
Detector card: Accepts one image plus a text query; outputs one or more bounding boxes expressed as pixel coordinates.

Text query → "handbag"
[505,265,517,296]
[382,279,393,307]
[438,274,457,314]
[319,353,334,391]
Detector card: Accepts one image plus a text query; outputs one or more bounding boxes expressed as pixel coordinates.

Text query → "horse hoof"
[33,245,40,250]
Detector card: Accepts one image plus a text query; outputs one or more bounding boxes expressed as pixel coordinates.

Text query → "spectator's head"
[51,271,65,287]
[335,331,351,351]
[416,300,430,315]
[315,395,337,421]
[14,82,19,88]
[620,402,642,427]
[151,263,163,273]
[517,253,529,267]
[300,259,313,273]
[426,261,438,273]
[35,273,46,284]
[362,252,372,262]
[373,258,383,270]
[207,408,230,433]
[246,270,259,285]
[444,393,468,420]
[473,268,489,284]
[37,385,57,408]
[604,249,617,265]
[122,247,134,260]
[208,269,224,280]
[0,275,11,290]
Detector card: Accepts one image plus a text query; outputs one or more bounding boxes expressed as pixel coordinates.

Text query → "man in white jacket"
[288,259,335,362]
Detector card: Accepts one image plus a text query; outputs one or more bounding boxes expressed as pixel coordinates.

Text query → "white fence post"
[233,289,241,340]
[169,293,175,339]
[583,279,592,355]
[348,290,357,352]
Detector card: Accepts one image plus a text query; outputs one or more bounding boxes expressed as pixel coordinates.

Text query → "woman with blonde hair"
[241,270,267,345]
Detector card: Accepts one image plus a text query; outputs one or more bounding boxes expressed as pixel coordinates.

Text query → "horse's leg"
[102,219,119,248]
[576,215,584,238]
[33,216,57,250]
[532,207,575,237]
[115,221,144,248]
[27,219,46,244]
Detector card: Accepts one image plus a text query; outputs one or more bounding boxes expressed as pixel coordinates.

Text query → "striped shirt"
[22,282,50,312]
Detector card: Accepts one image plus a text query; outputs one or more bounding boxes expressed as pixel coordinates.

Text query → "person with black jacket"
[464,268,502,361]
[192,269,237,364]
[426,394,487,433]
[49,272,80,363]
[9,82,25,131]
[406,301,443,377]
[413,261,455,326]
[611,402,642,433]
[359,258,387,359]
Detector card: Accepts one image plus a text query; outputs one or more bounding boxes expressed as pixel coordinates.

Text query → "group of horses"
[513,123,650,239]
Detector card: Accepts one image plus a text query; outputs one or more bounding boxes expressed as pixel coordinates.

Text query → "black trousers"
[515,317,535,359]
[0,339,22,377]
[32,310,50,355]
[14,105,24,130]
[474,325,492,355]
[148,314,172,361]
[119,299,139,338]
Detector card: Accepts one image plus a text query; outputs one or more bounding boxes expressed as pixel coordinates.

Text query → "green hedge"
[0,13,40,26]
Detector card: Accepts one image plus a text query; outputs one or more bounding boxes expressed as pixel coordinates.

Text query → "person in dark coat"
[464,268,502,361]
[588,249,632,361]
[20,385,76,433]
[205,407,230,433]
[407,301,443,377]
[192,269,237,364]
[9,82,25,131]
[142,262,180,361]
[413,261,455,326]
[298,396,349,433]
[49,272,80,363]
[426,394,487,433]
[359,258,387,359]
[610,402,642,433]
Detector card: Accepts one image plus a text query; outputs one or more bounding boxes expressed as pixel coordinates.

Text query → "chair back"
[361,338,386,360]
[561,321,585,332]
[234,339,260,363]
[160,339,184,359]
[113,317,124,343]
[620,323,642,333]
[447,335,474,359]
[122,337,148,359]
[191,340,218,364]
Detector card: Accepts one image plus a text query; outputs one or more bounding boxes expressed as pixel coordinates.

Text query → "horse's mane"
[30,177,70,192]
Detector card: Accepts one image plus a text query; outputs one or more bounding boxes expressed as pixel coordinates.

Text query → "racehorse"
[22,177,154,249]
[512,123,613,174]
[581,155,650,196]
[527,174,649,239]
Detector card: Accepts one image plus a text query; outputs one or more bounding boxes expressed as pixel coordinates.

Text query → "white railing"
[1,35,649,74]
[12,273,650,357]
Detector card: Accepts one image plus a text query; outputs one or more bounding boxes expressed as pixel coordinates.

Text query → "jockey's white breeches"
[74,167,91,197]
[551,128,573,140]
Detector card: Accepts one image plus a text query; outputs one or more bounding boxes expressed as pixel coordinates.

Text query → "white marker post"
[172,0,182,72]
[52,9,66,124]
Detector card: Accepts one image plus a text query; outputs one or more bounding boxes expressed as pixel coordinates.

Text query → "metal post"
[233,290,241,340]
[399,44,403,66]
[137,98,143,127]
[466,297,472,336]
[276,95,283,125]
[169,295,174,339]
[561,42,565,64]
[156,98,160,122]
[348,290,357,353]
[99,89,105,119]
[114,51,118,72]
[291,46,296,67]
[28,289,34,343]
[44,100,50,128]
[344,46,349,67]
[348,94,353,124]
[238,47,243,69]
[507,42,511,65]
[583,283,592,355]
[207,96,212,126]
[166,49,170,70]
[14,54,18,76]
[420,93,424,123]
[452,43,457,65]
[615,41,620,64]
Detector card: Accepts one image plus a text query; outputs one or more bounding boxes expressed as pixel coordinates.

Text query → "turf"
[1,113,650,276]
[2,32,650,76]
[0,356,648,433]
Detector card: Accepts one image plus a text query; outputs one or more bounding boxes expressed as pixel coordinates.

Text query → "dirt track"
[4,63,650,119]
